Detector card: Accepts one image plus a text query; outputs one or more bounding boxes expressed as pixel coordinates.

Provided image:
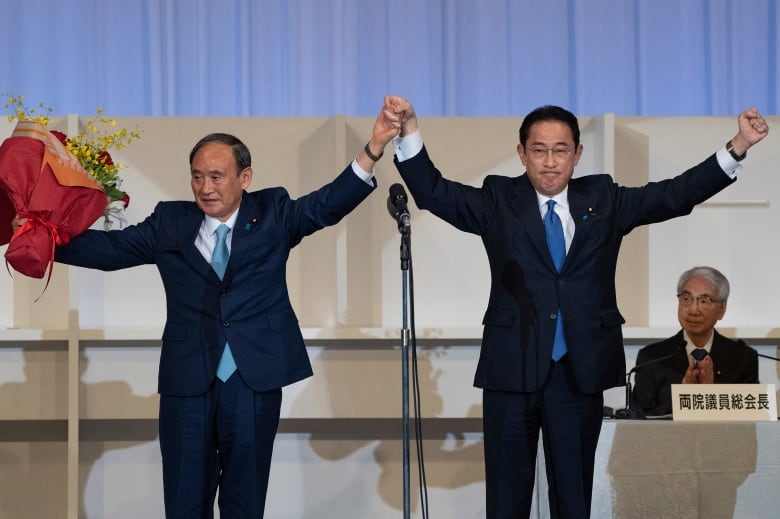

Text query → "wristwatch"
[725,139,746,162]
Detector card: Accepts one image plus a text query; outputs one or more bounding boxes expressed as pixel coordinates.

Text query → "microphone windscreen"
[389,183,407,202]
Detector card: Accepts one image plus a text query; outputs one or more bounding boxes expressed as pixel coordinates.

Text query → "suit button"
[221,288,228,296]
[550,313,557,320]
[223,321,230,328]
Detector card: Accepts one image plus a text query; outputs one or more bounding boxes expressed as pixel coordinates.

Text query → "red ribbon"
[6,213,71,301]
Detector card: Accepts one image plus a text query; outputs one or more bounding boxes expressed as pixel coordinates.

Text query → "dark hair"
[518,105,580,148]
[189,133,252,174]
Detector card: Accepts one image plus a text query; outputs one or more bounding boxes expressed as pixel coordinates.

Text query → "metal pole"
[400,231,411,519]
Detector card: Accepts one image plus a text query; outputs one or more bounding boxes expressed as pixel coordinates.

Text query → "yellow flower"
[3,92,141,205]
[3,94,52,127]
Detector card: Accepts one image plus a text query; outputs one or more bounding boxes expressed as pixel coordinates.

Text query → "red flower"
[120,192,130,209]
[50,130,68,145]
[98,150,114,166]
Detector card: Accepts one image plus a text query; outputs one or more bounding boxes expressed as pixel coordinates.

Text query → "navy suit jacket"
[56,165,375,396]
[396,147,735,394]
[633,329,759,416]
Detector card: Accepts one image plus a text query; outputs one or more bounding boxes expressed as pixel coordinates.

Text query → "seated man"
[633,266,758,416]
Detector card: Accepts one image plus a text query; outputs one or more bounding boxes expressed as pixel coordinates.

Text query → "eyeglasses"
[526,146,574,161]
[677,292,722,310]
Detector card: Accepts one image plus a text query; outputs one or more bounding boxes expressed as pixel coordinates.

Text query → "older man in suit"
[39,107,401,517]
[633,266,759,417]
[382,95,768,519]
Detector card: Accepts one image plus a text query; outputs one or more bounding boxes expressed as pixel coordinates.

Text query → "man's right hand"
[11,215,27,232]
[384,95,418,136]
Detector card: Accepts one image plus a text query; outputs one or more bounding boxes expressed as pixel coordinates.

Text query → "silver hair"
[677,266,730,302]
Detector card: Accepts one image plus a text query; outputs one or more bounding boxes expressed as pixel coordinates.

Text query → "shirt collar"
[683,329,714,356]
[204,209,240,235]
[536,186,570,214]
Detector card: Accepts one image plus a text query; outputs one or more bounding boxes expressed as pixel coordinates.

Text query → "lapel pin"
[244,217,257,231]
[582,207,597,220]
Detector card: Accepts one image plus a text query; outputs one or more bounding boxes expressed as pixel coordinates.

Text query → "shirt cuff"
[392,130,424,162]
[351,160,376,186]
[716,147,742,179]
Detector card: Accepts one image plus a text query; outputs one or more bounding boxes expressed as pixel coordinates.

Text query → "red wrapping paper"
[0,121,108,279]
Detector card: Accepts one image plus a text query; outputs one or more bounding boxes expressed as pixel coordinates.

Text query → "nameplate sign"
[671,384,777,421]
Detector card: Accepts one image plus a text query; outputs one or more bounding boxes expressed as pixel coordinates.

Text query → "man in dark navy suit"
[633,266,759,417]
[382,95,768,518]
[41,107,401,517]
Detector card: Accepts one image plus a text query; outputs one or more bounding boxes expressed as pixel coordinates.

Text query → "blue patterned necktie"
[213,224,236,381]
[545,200,568,361]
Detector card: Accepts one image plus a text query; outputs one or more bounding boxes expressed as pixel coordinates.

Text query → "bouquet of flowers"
[0,93,141,283]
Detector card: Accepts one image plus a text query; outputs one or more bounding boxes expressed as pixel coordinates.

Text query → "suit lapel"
[173,195,261,284]
[222,193,261,284]
[509,177,555,272]
[709,330,728,379]
[565,179,598,266]
[669,331,691,373]
[175,203,216,280]
[509,176,600,274]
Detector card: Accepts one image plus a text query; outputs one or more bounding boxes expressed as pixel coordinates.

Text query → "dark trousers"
[159,373,282,518]
[483,356,603,519]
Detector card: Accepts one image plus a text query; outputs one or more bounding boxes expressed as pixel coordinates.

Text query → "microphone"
[387,183,411,233]
[614,343,685,419]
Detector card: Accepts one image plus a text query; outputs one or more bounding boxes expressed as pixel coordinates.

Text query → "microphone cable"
[407,244,430,519]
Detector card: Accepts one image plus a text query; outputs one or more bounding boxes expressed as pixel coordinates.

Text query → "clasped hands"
[683,355,715,384]
[361,96,418,170]
[372,96,418,143]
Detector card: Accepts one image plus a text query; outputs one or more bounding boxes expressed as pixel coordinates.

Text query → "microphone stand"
[387,184,419,518]
[614,368,646,419]
[397,223,411,519]
[615,345,684,419]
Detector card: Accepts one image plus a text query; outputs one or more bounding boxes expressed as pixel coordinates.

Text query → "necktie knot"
[215,223,229,241]
[691,348,708,362]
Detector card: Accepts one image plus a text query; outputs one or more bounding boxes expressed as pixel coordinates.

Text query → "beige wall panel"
[0,348,68,419]
[0,442,67,517]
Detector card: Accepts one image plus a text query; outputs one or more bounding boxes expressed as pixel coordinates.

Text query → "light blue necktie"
[544,200,568,361]
[213,224,237,381]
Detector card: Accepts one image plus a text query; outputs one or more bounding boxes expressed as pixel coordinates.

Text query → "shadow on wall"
[0,350,158,518]
[289,328,485,515]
